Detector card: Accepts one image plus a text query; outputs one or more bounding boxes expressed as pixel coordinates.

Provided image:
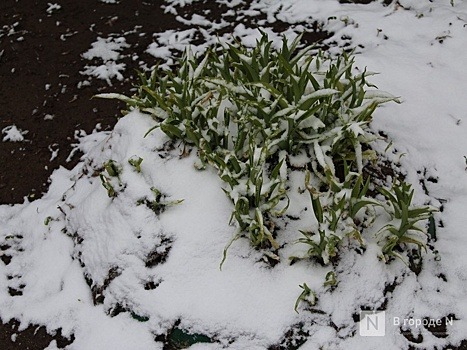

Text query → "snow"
[81,37,129,85]
[82,37,129,62]
[48,144,59,161]
[2,125,28,142]
[46,3,61,15]
[81,62,125,86]
[2,0,467,349]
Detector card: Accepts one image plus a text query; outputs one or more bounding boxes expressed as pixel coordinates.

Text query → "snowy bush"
[99,33,435,279]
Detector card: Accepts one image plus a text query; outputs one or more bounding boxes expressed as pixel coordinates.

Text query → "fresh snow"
[46,3,61,15]
[1,0,467,349]
[82,37,129,62]
[2,125,28,142]
[81,37,129,85]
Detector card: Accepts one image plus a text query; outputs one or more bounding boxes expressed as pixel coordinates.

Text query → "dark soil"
[0,319,74,350]
[0,0,180,205]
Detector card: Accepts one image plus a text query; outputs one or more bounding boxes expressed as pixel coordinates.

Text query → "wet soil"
[0,0,182,205]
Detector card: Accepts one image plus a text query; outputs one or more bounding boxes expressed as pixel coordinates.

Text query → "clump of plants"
[137,187,184,215]
[100,159,122,198]
[98,33,437,302]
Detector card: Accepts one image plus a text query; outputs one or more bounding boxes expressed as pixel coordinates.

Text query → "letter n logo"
[359,311,386,336]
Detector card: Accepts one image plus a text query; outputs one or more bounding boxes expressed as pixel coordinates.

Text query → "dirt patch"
[0,0,182,205]
[0,319,74,350]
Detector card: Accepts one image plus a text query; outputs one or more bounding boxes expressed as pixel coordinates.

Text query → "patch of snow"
[81,62,125,86]
[82,37,129,62]
[164,0,199,7]
[146,44,171,59]
[77,80,91,89]
[216,0,243,8]
[48,144,59,161]
[46,3,61,14]
[2,125,28,142]
[81,37,129,85]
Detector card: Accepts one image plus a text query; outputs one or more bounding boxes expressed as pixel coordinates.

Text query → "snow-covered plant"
[100,174,116,198]
[104,159,121,177]
[97,33,398,262]
[128,156,143,173]
[142,187,184,215]
[216,143,289,254]
[376,181,437,263]
[135,187,183,215]
[100,159,122,198]
[291,167,376,265]
[294,282,317,313]
[324,271,337,288]
[294,165,436,270]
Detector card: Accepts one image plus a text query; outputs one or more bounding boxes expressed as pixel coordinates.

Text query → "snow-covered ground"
[1,0,467,349]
